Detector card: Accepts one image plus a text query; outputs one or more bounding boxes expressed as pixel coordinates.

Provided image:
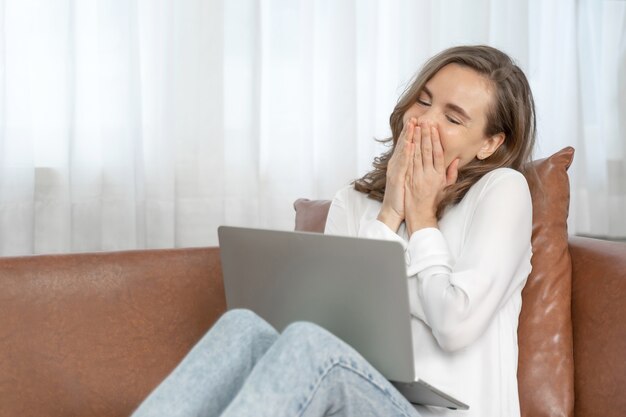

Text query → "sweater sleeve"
[406,170,533,352]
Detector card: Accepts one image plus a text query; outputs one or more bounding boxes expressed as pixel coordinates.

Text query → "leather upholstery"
[293,147,577,417]
[294,198,333,233]
[569,236,626,417]
[0,248,225,417]
[518,147,575,417]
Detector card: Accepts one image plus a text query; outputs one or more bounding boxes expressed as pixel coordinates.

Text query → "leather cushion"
[518,147,575,417]
[294,198,332,233]
[294,147,576,417]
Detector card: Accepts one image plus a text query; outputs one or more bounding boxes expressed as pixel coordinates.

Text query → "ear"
[477,132,505,160]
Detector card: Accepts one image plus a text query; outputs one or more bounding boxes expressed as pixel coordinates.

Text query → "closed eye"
[417,98,431,106]
[446,115,461,125]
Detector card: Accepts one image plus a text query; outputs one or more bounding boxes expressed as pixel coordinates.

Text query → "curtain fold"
[0,0,623,256]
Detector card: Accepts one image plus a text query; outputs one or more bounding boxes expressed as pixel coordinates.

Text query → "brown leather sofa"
[1,148,625,417]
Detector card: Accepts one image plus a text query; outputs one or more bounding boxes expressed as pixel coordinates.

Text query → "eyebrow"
[422,86,472,122]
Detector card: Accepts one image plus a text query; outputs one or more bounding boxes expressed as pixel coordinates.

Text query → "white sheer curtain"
[1,0,225,255]
[0,0,623,256]
[574,0,626,238]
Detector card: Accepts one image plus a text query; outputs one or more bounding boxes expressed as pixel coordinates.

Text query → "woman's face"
[402,63,504,168]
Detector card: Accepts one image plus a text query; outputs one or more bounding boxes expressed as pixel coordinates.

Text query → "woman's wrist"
[377,208,403,233]
[406,212,438,237]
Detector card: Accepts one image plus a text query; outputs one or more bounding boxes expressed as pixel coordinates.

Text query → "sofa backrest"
[569,236,626,417]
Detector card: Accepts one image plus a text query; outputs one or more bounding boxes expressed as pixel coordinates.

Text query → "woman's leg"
[131,309,279,417]
[220,321,420,417]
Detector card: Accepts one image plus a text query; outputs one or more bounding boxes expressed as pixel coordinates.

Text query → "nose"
[416,107,438,127]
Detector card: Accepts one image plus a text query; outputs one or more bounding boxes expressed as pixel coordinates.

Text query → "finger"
[395,123,408,152]
[397,120,414,152]
[406,121,415,145]
[389,127,407,168]
[446,158,460,186]
[408,118,418,142]
[406,142,415,186]
[421,123,433,170]
[398,123,414,166]
[432,125,445,173]
[412,125,423,172]
[389,122,415,182]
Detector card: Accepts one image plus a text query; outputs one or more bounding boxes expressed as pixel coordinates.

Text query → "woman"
[131,45,535,417]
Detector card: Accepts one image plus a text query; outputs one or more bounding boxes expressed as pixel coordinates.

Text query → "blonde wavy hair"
[354,45,536,218]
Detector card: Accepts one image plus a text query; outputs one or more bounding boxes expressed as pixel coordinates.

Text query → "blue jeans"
[131,309,421,417]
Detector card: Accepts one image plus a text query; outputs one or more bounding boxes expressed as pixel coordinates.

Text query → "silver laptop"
[217,226,469,410]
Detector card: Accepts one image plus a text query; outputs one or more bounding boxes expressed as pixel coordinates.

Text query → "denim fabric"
[131,309,421,417]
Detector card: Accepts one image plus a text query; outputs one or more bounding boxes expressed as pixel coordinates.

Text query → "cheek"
[402,105,423,124]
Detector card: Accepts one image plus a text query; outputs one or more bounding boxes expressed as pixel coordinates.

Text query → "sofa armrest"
[569,236,626,417]
[0,247,226,417]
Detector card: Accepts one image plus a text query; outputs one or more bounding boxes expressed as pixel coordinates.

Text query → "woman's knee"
[279,321,358,362]
[218,308,264,326]
[216,308,267,328]
[282,321,332,342]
